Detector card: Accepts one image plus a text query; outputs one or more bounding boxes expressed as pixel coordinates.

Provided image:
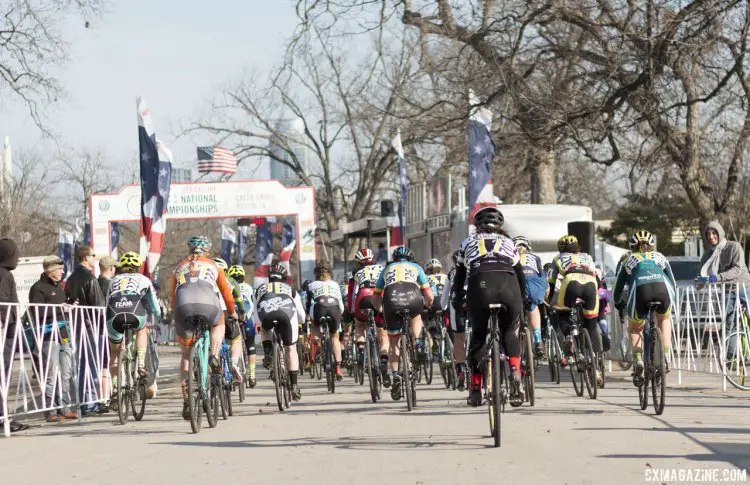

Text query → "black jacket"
[65,265,105,307]
[98,275,111,299]
[28,273,68,340]
[0,238,19,336]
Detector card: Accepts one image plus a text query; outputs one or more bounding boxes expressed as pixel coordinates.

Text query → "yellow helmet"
[227,265,245,280]
[630,230,656,251]
[557,235,578,252]
[118,251,142,269]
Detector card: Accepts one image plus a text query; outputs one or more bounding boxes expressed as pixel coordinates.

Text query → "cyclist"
[613,230,676,383]
[212,258,248,385]
[171,236,237,419]
[614,251,632,357]
[442,250,468,390]
[308,262,345,380]
[453,207,526,407]
[255,264,306,400]
[514,236,546,357]
[372,246,434,400]
[349,248,385,382]
[299,280,312,372]
[423,258,447,358]
[106,252,161,411]
[547,235,603,385]
[595,265,612,352]
[227,264,258,388]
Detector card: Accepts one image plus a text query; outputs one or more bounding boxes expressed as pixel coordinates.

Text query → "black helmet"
[473,206,504,231]
[392,246,415,262]
[301,280,312,292]
[269,264,288,282]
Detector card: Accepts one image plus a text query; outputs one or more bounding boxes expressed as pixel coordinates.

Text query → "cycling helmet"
[301,280,312,292]
[355,248,374,264]
[212,258,228,272]
[630,230,656,251]
[557,235,578,253]
[188,235,212,255]
[392,246,415,262]
[227,265,245,280]
[473,206,504,231]
[269,264,288,282]
[513,236,531,251]
[118,251,142,269]
[425,258,442,272]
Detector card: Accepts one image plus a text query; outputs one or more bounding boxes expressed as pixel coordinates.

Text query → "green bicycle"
[186,315,219,433]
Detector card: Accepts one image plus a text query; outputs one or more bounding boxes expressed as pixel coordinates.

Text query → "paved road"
[2,349,749,485]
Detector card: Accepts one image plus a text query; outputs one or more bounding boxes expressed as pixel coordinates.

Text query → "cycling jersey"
[253,281,306,346]
[106,272,161,343]
[237,282,254,318]
[613,251,676,323]
[307,280,344,318]
[351,264,383,312]
[427,273,448,313]
[374,261,430,293]
[520,253,544,278]
[456,233,520,273]
[170,255,236,315]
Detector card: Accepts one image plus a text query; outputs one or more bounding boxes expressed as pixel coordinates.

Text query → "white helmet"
[425,258,442,271]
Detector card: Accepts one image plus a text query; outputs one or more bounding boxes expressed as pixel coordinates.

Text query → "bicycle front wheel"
[187,344,203,433]
[724,330,750,391]
[650,327,666,415]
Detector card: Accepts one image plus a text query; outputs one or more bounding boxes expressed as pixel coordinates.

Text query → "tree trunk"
[529,149,557,204]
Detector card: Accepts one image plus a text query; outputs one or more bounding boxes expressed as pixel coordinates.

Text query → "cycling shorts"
[243,321,256,354]
[382,282,424,334]
[173,281,223,345]
[257,293,298,346]
[354,287,385,328]
[466,270,522,337]
[107,293,148,343]
[313,298,342,335]
[556,273,599,319]
[627,282,671,324]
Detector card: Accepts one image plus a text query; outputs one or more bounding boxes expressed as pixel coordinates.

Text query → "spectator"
[98,256,117,298]
[28,256,76,422]
[0,237,28,432]
[65,245,106,414]
[699,221,750,283]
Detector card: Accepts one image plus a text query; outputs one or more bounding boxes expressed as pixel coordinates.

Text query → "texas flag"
[468,89,496,225]
[137,96,173,280]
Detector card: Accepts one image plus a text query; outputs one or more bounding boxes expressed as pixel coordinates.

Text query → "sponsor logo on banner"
[295,193,307,205]
[98,200,111,212]
[95,228,108,235]
[302,244,314,253]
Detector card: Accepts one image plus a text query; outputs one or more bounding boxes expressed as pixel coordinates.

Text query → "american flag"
[137,96,173,280]
[468,89,496,225]
[197,145,237,174]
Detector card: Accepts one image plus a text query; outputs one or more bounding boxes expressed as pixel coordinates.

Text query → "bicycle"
[363,309,382,403]
[724,299,750,391]
[269,319,292,411]
[395,309,418,411]
[218,332,245,420]
[351,335,363,386]
[186,315,219,434]
[544,309,562,385]
[636,301,667,415]
[417,324,434,385]
[566,300,600,400]
[518,314,535,407]
[308,334,323,380]
[114,322,148,425]
[434,310,457,390]
[319,315,336,393]
[485,303,509,448]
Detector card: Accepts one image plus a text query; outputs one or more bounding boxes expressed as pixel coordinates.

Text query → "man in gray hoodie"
[697,220,750,363]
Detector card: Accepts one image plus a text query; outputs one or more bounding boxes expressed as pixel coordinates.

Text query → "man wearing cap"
[29,257,76,422]
[98,256,117,298]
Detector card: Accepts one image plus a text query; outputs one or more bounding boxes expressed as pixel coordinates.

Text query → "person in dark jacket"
[97,256,117,298]
[65,245,106,414]
[0,237,28,432]
[28,256,76,422]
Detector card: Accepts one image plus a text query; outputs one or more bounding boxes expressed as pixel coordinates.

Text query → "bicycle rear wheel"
[131,368,146,421]
[237,358,246,403]
[724,330,750,391]
[187,344,203,434]
[206,375,219,428]
[218,361,228,420]
[444,334,457,390]
[325,334,335,393]
[488,338,502,448]
[423,330,434,385]
[598,354,606,389]
[402,332,413,411]
[523,327,535,406]
[581,329,598,400]
[650,327,666,415]
[117,345,129,425]
[569,339,583,397]
[273,340,284,411]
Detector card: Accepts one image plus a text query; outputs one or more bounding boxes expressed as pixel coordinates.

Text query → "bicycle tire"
[581,329,598,400]
[523,327,536,407]
[402,332,413,411]
[206,375,219,428]
[237,358,246,403]
[598,354,606,389]
[617,360,633,371]
[569,338,583,397]
[226,379,234,417]
[724,330,750,391]
[409,338,418,406]
[650,326,666,415]
[366,337,378,403]
[325,332,335,393]
[116,343,129,425]
[444,333,457,390]
[423,330,434,385]
[218,358,228,420]
[489,337,502,447]
[187,343,202,434]
[131,345,146,421]
[639,371,649,410]
[273,339,284,411]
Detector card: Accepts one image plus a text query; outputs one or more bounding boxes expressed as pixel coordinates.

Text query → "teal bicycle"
[187,316,219,433]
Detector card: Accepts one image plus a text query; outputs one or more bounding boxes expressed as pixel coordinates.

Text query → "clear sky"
[0,0,299,172]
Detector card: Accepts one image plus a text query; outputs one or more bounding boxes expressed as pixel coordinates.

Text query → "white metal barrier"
[0,303,111,437]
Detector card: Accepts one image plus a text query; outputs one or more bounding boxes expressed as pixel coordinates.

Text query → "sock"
[111,376,118,390]
[249,364,256,380]
[136,348,146,370]
[633,348,643,362]
[662,346,671,362]
[532,328,542,344]
[289,371,298,386]
[262,340,272,356]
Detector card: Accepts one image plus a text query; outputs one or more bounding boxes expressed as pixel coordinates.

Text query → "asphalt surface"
[2,348,749,485]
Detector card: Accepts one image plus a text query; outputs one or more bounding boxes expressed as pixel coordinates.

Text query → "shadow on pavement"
[599,442,750,469]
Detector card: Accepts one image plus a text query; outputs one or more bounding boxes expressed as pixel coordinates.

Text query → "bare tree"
[59,148,120,221]
[0,0,103,131]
